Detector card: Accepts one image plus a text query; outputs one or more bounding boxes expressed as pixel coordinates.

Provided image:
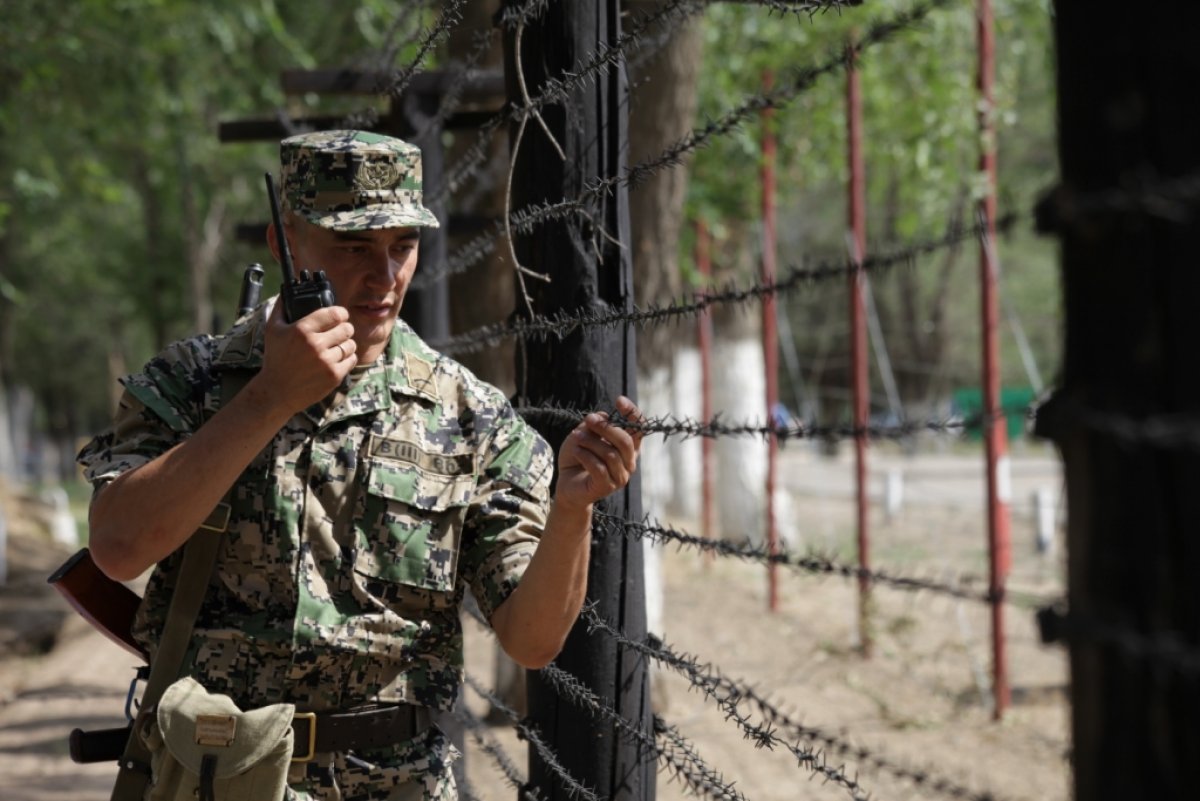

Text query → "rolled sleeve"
[76,393,187,490]
[76,345,209,491]
[458,407,553,621]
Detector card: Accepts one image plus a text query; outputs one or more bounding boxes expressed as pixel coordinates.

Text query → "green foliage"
[0,0,432,435]
[686,0,1060,411]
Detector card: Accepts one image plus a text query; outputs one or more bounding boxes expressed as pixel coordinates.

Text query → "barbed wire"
[464,560,1002,800]
[349,2,433,76]
[538,663,750,801]
[496,0,553,30]
[1037,605,1200,675]
[523,0,707,118]
[455,703,544,801]
[557,613,873,800]
[515,401,1034,445]
[344,0,468,130]
[425,0,549,208]
[1036,393,1200,453]
[430,0,870,276]
[460,529,1032,801]
[427,0,949,287]
[429,0,705,209]
[1037,170,1200,230]
[463,672,600,801]
[580,605,1015,801]
[507,0,951,239]
[592,510,1056,610]
[464,602,749,801]
[724,0,864,16]
[431,211,1019,354]
[415,27,500,142]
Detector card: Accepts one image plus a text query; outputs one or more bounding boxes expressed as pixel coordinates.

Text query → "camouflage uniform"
[79,307,552,799]
[78,132,553,801]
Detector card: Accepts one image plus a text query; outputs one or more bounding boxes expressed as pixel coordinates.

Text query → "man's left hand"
[554,395,644,513]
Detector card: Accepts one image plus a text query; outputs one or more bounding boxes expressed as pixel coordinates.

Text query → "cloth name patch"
[369,434,475,476]
[195,714,237,747]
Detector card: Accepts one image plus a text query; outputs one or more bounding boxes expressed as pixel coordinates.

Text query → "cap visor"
[303,204,440,231]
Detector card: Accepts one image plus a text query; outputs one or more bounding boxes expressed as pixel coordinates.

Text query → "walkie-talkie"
[265,172,335,323]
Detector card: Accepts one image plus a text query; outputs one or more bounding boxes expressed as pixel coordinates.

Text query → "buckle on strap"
[199,502,231,533]
[291,712,317,763]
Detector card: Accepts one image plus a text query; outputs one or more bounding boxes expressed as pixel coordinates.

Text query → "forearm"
[88,377,293,581]
[490,499,593,669]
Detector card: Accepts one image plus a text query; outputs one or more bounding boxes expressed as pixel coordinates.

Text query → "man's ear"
[265,221,282,263]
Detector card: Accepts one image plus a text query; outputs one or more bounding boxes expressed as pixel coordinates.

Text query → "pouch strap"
[108,370,248,801]
[109,526,227,801]
[198,754,217,801]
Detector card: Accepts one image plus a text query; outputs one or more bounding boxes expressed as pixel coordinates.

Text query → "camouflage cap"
[279,130,440,231]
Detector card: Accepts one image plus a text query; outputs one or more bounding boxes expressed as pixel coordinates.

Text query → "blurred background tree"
[685,0,1057,423]
[0,0,436,479]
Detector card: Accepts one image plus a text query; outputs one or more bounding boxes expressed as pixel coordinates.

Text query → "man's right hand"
[89,300,359,581]
[256,300,358,414]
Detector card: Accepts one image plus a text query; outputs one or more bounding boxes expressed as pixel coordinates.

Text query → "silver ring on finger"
[336,342,347,360]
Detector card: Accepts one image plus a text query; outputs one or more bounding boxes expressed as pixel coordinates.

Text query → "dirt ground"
[0,447,1071,801]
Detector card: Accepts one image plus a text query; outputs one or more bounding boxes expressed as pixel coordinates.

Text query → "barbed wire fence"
[421,1,1049,800]
[325,0,1200,799]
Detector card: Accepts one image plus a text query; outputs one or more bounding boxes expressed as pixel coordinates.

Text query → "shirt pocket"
[353,451,475,596]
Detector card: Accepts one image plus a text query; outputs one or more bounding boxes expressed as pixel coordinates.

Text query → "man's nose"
[363,249,400,286]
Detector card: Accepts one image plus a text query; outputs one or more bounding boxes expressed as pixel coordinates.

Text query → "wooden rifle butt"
[47,548,148,661]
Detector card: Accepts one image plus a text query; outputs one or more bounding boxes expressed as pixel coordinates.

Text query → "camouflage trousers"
[286,726,458,801]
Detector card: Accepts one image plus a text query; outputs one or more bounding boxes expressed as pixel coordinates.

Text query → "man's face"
[286,217,421,364]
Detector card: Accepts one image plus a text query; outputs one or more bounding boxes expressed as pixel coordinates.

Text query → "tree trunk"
[0,377,14,483]
[712,301,767,545]
[131,149,170,350]
[625,1,704,525]
[622,5,704,690]
[626,0,703,375]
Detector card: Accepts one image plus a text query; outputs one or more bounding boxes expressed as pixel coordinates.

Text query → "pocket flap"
[365,439,475,512]
[157,677,295,778]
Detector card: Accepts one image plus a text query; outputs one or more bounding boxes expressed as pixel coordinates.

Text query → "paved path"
[0,615,135,801]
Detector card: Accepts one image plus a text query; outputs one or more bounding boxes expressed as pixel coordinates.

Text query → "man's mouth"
[355,299,394,316]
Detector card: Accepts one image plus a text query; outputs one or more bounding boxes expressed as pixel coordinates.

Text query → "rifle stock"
[47,548,147,661]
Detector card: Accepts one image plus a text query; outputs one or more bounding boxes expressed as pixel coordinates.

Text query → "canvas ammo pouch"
[138,676,294,801]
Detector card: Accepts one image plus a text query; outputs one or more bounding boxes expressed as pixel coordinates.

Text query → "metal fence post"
[977,0,1011,720]
[847,42,872,657]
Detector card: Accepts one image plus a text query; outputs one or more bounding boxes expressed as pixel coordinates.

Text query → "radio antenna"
[265,173,297,283]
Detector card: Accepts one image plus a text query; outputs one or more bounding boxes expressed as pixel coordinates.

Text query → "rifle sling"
[109,368,251,801]
[109,524,227,797]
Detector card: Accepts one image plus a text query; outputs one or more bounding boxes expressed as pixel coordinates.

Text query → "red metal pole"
[761,71,780,613]
[847,43,872,657]
[696,220,715,566]
[978,0,1011,720]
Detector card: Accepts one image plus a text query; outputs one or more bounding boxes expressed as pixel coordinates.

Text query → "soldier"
[78,130,643,800]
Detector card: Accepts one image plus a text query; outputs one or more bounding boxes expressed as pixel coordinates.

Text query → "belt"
[291,704,431,762]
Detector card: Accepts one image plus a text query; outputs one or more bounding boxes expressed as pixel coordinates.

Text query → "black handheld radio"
[265,172,335,323]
